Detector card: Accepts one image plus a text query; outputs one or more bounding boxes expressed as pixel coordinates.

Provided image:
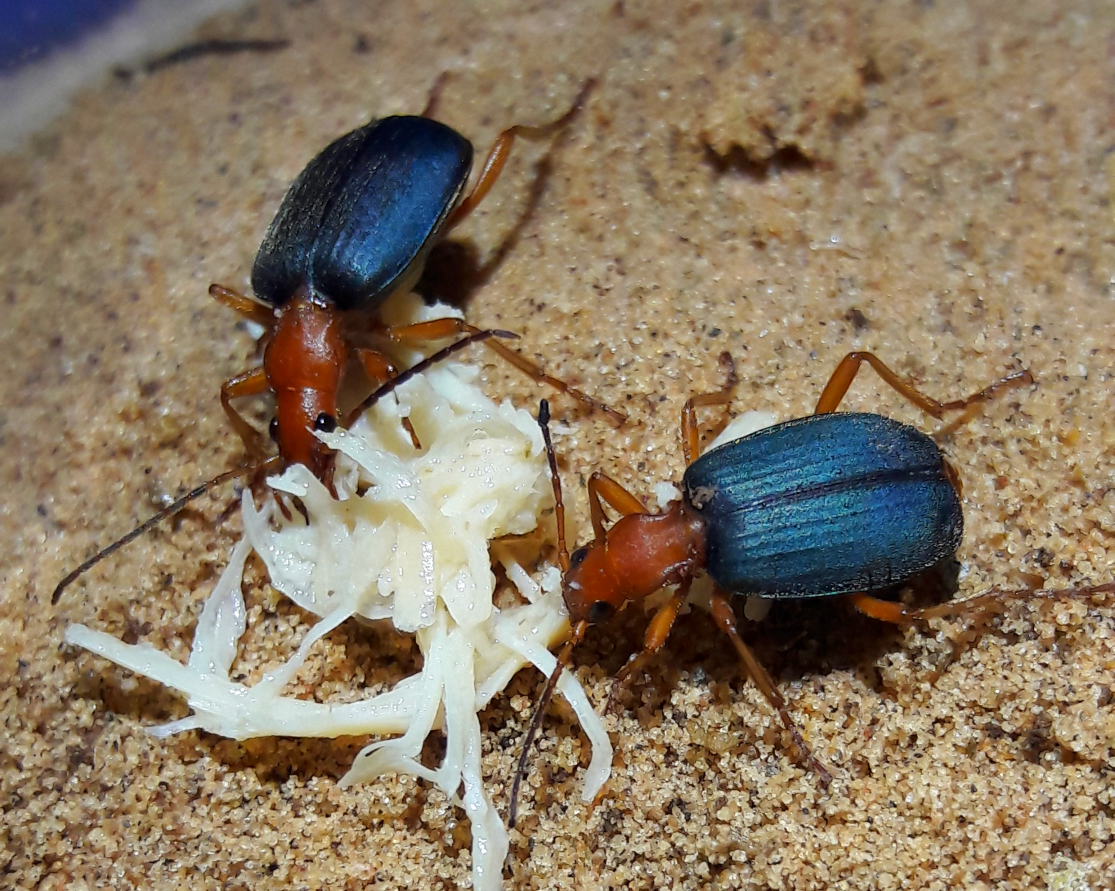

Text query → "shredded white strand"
[64,298,612,891]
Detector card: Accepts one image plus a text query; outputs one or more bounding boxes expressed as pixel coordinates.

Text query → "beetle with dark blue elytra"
[209,80,618,492]
[508,350,1032,825]
[50,83,620,605]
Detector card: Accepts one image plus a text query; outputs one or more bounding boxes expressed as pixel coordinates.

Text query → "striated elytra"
[685,412,962,600]
[251,116,473,312]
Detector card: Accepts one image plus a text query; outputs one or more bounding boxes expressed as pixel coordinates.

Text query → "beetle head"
[562,541,622,626]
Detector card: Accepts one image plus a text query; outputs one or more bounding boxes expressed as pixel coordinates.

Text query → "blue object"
[684,412,962,598]
[251,116,474,311]
[0,0,137,72]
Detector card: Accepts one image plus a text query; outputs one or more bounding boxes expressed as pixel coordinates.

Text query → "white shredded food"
[64,300,612,891]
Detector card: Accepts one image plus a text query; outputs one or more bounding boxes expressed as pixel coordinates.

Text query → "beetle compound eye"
[314,412,338,433]
[269,417,280,442]
[588,601,616,624]
[569,546,589,570]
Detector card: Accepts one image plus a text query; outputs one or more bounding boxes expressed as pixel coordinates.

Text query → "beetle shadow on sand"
[596,558,962,722]
[415,156,554,311]
[741,558,962,690]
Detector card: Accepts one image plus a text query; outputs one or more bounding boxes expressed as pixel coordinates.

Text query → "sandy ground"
[2,0,1114,888]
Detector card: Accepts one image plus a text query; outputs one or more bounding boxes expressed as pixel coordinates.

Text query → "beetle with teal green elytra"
[509,350,1032,826]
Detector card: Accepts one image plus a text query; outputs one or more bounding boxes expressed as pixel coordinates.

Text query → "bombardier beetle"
[52,81,618,604]
[210,78,619,493]
[508,351,1033,826]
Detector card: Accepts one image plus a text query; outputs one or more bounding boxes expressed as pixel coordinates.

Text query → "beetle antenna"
[344,328,518,425]
[508,619,587,828]
[507,400,579,827]
[52,457,276,605]
[537,399,569,572]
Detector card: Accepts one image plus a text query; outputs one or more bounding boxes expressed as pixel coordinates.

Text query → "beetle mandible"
[509,350,1032,825]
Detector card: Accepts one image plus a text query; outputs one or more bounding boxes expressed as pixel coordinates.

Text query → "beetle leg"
[221,367,294,514]
[537,399,571,573]
[384,317,625,423]
[927,584,1113,683]
[852,588,1050,682]
[851,585,1061,628]
[442,130,514,228]
[814,350,1033,421]
[681,351,738,465]
[845,592,915,625]
[354,346,398,385]
[221,367,270,458]
[915,581,1115,625]
[709,589,833,785]
[587,471,647,541]
[209,283,276,327]
[353,348,421,450]
[444,79,596,230]
[605,579,691,713]
[381,317,501,346]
